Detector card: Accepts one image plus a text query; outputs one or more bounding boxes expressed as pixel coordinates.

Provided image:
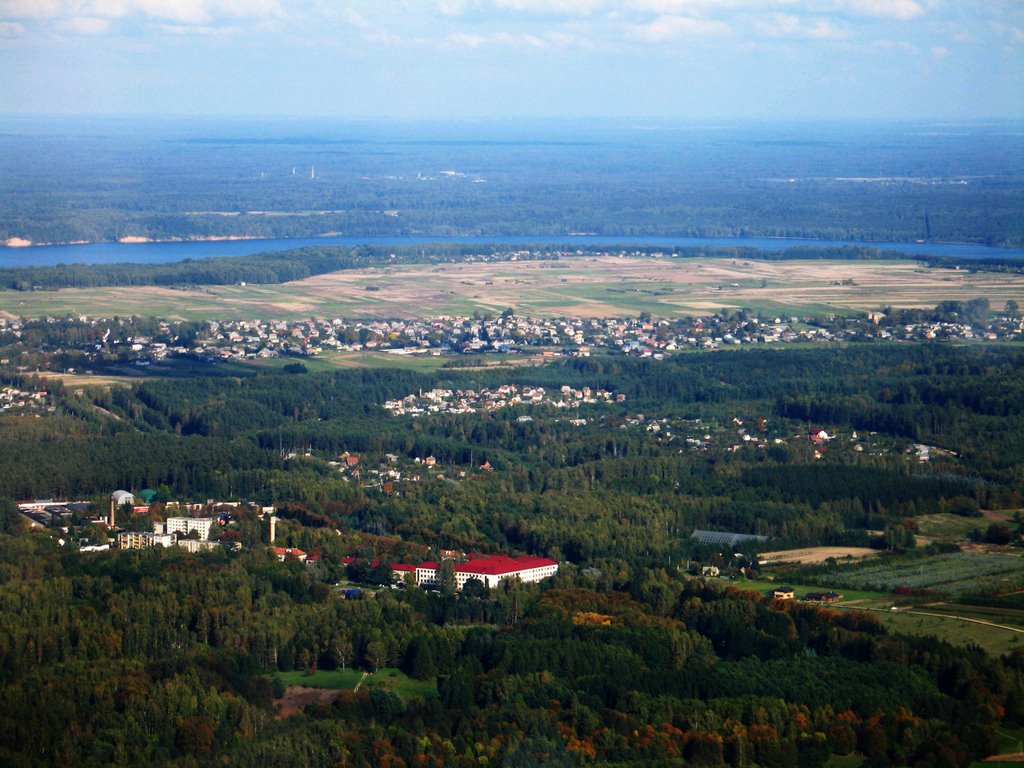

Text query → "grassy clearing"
[276,668,364,691]
[362,667,438,700]
[717,577,887,602]
[275,667,437,700]
[915,512,988,539]
[981,724,1024,765]
[932,602,1024,628]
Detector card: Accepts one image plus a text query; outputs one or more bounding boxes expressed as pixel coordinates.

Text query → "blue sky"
[0,0,1021,119]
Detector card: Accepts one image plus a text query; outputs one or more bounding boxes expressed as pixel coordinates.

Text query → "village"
[382,383,623,417]
[1,303,1021,376]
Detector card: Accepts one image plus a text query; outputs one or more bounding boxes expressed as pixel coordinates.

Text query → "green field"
[915,512,989,539]
[718,577,887,603]
[275,667,437,699]
[251,350,453,373]
[860,606,1023,656]
[362,668,438,700]
[933,601,1024,628]
[276,668,364,691]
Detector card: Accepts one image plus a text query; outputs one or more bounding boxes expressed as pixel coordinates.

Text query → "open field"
[807,551,1024,597]
[835,599,1024,656]
[757,546,880,565]
[3,256,1024,321]
[915,512,992,540]
[251,350,453,373]
[36,372,151,388]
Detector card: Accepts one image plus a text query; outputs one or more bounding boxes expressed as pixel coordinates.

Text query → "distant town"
[1,302,1020,377]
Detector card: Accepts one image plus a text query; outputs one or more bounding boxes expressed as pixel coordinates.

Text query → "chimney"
[269,515,277,544]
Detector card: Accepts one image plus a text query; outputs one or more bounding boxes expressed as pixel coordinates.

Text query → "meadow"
[275,667,436,699]
[846,602,1024,657]
[3,255,1023,321]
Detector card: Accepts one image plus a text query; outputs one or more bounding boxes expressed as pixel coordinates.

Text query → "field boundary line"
[353,671,369,692]
[905,610,1024,634]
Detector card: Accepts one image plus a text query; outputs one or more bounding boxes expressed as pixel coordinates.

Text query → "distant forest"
[4,344,1022,558]
[2,120,1022,247]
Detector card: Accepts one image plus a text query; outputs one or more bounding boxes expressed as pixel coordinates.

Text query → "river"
[1,234,1021,268]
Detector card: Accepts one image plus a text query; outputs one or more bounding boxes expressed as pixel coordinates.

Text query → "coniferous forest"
[1,342,1023,767]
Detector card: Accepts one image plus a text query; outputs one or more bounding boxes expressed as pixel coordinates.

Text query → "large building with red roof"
[395,554,558,590]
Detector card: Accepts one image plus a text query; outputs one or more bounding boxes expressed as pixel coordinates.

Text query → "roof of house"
[412,554,557,577]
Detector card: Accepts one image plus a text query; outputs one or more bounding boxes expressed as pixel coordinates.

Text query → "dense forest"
[3,344,1022,565]
[2,340,1023,766]
[0,533,1021,768]
[2,119,1022,247]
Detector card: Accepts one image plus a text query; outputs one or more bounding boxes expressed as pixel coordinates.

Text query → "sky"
[0,0,1021,120]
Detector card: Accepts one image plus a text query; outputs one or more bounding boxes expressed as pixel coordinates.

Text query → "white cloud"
[755,13,847,39]
[0,0,283,25]
[0,19,23,34]
[834,0,922,21]
[871,38,918,53]
[342,8,372,29]
[493,0,603,13]
[364,30,401,44]
[437,0,467,15]
[444,31,487,47]
[57,16,112,34]
[626,14,730,42]
[442,30,557,48]
[0,0,63,18]
[930,44,948,58]
[493,30,545,46]
[154,22,245,35]
[991,22,1024,45]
